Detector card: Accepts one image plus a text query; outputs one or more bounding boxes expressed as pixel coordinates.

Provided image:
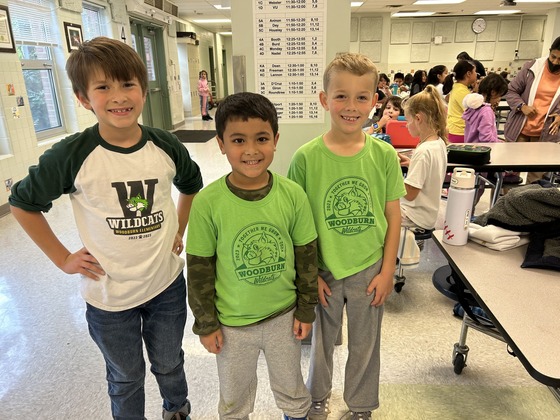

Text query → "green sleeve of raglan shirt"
[186,253,220,336]
[9,129,96,212]
[145,126,203,195]
[293,240,318,323]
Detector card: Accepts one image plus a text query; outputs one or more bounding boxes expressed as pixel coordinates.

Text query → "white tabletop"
[432,230,560,387]
[449,141,560,172]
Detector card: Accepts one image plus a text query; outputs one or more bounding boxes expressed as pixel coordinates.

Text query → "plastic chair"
[394,226,434,293]
[385,120,420,148]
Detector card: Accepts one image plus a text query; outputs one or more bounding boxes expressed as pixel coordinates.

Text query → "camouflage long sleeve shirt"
[187,173,318,336]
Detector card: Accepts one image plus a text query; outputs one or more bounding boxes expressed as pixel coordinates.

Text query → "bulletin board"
[391,21,411,44]
[455,20,475,43]
[518,40,541,60]
[360,17,382,42]
[520,19,544,41]
[433,21,455,43]
[498,19,520,42]
[412,21,432,44]
[360,41,381,63]
[477,20,498,42]
[410,44,430,63]
[350,17,358,42]
[475,42,495,61]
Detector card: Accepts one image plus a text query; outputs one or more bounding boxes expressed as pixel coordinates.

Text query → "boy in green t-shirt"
[186,92,319,419]
[288,53,406,419]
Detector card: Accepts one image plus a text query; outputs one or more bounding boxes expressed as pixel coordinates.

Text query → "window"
[81,2,106,41]
[18,46,63,135]
[10,0,65,139]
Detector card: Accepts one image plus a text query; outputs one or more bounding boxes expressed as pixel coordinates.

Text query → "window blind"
[82,2,106,41]
[9,0,58,46]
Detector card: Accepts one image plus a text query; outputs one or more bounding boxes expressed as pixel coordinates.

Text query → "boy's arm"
[293,239,319,323]
[9,206,105,280]
[186,253,221,336]
[177,192,197,237]
[366,199,401,306]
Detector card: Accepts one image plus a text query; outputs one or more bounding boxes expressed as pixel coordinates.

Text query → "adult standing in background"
[504,36,560,183]
[457,51,486,78]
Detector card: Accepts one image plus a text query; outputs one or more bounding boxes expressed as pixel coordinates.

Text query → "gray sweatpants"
[307,260,383,413]
[216,309,311,419]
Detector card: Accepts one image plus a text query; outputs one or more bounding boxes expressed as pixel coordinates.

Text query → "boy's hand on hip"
[62,247,105,280]
[293,319,312,340]
[318,275,331,307]
[200,329,223,354]
[366,272,393,307]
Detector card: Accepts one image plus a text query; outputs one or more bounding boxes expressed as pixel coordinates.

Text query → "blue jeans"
[86,273,189,420]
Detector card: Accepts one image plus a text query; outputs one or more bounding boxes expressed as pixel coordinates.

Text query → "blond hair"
[323,52,379,92]
[404,85,448,143]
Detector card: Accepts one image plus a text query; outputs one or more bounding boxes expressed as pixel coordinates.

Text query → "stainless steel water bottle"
[443,168,476,245]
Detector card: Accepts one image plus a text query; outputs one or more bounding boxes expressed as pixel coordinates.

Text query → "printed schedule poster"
[254,0,326,122]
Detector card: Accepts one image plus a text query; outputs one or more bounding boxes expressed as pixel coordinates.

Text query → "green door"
[130,22,170,129]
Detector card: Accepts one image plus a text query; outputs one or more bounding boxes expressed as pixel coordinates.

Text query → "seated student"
[426,65,448,100]
[186,92,318,420]
[367,95,404,136]
[398,85,448,231]
[410,69,427,97]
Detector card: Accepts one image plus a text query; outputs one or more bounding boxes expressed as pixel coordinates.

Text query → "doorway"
[208,46,216,99]
[130,21,171,129]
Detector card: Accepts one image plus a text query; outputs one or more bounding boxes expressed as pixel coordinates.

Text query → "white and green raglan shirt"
[288,134,406,280]
[9,124,202,311]
[185,173,317,327]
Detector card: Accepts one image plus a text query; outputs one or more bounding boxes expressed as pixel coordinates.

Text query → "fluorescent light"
[192,19,231,23]
[414,0,465,4]
[218,32,232,35]
[475,10,521,14]
[214,5,231,9]
[516,0,560,2]
[393,12,436,17]
[351,2,363,6]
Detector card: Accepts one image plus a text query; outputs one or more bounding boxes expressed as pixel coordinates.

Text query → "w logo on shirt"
[106,179,164,236]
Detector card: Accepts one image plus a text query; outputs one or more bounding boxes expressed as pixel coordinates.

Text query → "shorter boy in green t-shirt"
[186,92,319,419]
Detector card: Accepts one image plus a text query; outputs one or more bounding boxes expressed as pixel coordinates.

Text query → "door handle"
[149,88,161,93]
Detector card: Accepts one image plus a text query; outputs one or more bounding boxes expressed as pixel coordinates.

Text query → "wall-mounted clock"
[472,18,487,34]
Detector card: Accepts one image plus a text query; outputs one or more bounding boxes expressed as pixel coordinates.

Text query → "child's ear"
[319,91,329,110]
[371,92,378,109]
[216,136,226,154]
[273,132,279,150]
[76,92,92,111]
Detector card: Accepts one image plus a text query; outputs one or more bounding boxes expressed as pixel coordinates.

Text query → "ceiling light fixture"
[413,0,465,5]
[475,9,521,14]
[393,11,436,17]
[351,2,364,6]
[192,19,231,23]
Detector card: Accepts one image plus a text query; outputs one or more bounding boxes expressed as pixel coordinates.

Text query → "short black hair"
[551,36,560,51]
[394,72,404,80]
[215,92,278,139]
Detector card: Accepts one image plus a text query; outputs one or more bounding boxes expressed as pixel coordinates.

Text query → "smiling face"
[217,117,279,189]
[320,70,377,137]
[77,68,145,144]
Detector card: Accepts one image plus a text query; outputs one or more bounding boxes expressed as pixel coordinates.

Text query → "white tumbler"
[443,168,476,246]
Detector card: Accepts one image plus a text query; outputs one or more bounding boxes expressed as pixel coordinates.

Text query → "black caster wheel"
[394,282,404,293]
[453,353,466,375]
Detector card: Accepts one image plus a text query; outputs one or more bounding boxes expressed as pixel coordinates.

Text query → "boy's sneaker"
[343,411,372,420]
[308,396,330,420]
